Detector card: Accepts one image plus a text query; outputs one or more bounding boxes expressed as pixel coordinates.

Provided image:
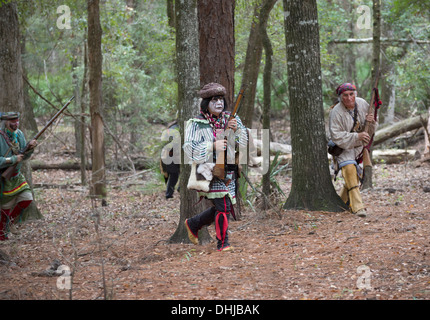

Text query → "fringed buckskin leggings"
[339,164,365,213]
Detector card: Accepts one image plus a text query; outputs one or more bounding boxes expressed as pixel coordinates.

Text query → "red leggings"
[0,200,32,240]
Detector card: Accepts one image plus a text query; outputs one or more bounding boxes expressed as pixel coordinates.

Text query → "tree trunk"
[425,107,430,156]
[339,0,356,84]
[88,0,107,204]
[362,0,382,190]
[169,0,208,244]
[240,0,278,128]
[385,85,395,124]
[0,2,24,112]
[282,0,347,212]
[260,17,273,211]
[80,38,88,186]
[21,35,38,136]
[166,0,176,29]
[0,1,42,221]
[240,1,264,128]
[197,0,235,107]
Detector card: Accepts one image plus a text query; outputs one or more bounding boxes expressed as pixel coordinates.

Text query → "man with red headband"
[329,83,377,217]
[0,112,37,240]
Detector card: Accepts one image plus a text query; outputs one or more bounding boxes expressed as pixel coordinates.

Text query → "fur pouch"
[187,162,215,192]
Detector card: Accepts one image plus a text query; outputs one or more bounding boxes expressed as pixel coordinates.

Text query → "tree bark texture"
[198,0,235,108]
[425,108,430,156]
[167,0,176,29]
[80,39,88,185]
[282,0,347,212]
[88,0,106,201]
[0,1,42,220]
[362,0,382,190]
[260,17,273,210]
[170,0,208,244]
[240,0,278,128]
[0,1,24,112]
[371,0,381,85]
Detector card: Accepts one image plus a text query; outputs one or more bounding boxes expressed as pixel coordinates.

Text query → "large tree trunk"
[0,1,42,221]
[88,0,107,204]
[169,0,208,244]
[0,2,24,112]
[282,0,347,212]
[197,0,235,107]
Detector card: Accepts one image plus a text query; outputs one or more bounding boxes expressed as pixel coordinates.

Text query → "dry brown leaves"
[0,155,429,300]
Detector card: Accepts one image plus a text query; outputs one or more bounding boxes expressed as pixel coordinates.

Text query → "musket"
[364,73,381,137]
[1,96,75,180]
[358,73,382,168]
[213,87,246,181]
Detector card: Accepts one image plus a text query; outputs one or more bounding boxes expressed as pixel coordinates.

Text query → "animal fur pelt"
[187,162,215,192]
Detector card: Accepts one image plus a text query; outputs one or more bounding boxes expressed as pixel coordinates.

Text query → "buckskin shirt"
[329,96,378,168]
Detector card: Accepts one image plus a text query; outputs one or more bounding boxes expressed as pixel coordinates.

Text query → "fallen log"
[253,139,292,155]
[249,154,292,168]
[372,149,417,164]
[373,114,429,146]
[30,158,152,171]
[330,37,430,45]
[30,160,91,171]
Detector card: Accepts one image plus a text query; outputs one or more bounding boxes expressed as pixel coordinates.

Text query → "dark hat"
[198,83,226,99]
[1,112,20,121]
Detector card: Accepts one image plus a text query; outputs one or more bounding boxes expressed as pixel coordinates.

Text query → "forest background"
[14,0,430,165]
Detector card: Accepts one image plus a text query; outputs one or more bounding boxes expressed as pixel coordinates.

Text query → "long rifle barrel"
[1,95,74,180]
[33,95,75,141]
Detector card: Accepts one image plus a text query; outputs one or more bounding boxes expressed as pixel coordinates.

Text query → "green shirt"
[0,129,34,203]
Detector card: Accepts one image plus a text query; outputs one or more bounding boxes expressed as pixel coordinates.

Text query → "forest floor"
[0,126,429,301]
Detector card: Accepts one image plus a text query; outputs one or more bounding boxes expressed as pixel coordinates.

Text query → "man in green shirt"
[0,112,37,240]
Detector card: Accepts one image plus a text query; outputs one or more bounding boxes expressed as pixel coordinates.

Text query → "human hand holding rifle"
[213,86,246,180]
[1,96,75,180]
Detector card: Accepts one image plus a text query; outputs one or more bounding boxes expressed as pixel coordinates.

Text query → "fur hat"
[198,83,226,99]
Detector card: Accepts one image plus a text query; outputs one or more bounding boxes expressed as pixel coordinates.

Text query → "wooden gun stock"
[364,74,380,136]
[213,87,246,180]
[1,96,75,180]
[361,73,381,170]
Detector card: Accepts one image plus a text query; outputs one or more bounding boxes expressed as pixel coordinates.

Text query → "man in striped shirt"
[184,83,248,251]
